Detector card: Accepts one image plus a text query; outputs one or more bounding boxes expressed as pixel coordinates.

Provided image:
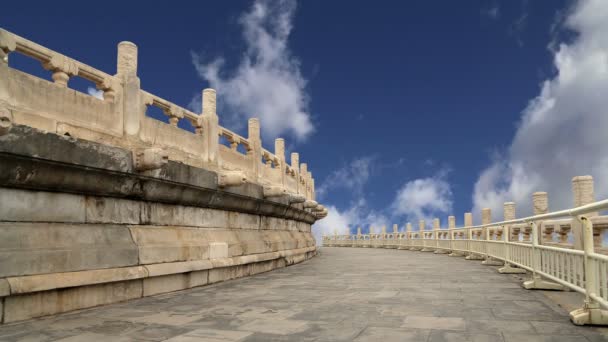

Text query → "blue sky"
[3,0,608,239]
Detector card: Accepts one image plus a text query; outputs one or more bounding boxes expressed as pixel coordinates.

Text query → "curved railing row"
[323,175,608,326]
[0,28,327,218]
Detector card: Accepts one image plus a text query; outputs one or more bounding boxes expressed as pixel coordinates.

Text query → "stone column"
[275,138,285,186]
[533,192,548,215]
[482,208,492,225]
[300,163,308,199]
[499,202,526,273]
[117,41,142,138]
[464,211,483,260]
[464,212,473,227]
[447,215,460,257]
[572,176,597,249]
[0,30,16,111]
[203,89,219,166]
[504,201,516,242]
[448,216,456,229]
[248,118,262,181]
[504,202,516,221]
[291,152,300,194]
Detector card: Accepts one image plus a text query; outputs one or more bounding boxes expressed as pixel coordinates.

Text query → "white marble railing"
[0,28,324,217]
[323,175,608,326]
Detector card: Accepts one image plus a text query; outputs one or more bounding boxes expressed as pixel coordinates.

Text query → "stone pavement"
[1,247,607,341]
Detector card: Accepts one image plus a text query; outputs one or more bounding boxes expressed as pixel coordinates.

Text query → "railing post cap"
[572,175,593,181]
[118,41,137,48]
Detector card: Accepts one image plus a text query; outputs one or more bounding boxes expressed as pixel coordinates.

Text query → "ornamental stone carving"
[218,170,247,187]
[134,148,169,171]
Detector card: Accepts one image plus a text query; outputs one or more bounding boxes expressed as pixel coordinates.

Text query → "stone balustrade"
[323,175,608,326]
[0,28,325,324]
[0,28,324,217]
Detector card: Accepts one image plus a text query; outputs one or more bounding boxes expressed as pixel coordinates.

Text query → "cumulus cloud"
[311,157,391,244]
[87,87,104,100]
[315,157,374,199]
[312,200,390,245]
[392,170,453,228]
[191,0,314,141]
[473,0,608,222]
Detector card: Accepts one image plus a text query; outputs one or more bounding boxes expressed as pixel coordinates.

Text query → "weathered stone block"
[261,216,288,230]
[0,188,85,223]
[148,203,228,228]
[3,280,142,323]
[7,266,147,294]
[0,125,132,172]
[85,196,142,224]
[190,270,209,288]
[129,226,210,264]
[0,279,10,297]
[228,211,260,230]
[143,274,190,296]
[208,267,232,284]
[0,223,138,277]
[209,242,229,259]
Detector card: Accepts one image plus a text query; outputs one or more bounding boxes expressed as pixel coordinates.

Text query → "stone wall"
[0,126,317,323]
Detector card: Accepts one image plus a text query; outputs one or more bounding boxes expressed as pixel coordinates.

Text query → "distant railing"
[0,28,324,216]
[323,175,608,326]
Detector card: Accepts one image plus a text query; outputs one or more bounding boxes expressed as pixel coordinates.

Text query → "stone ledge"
[0,153,316,224]
[1,246,316,296]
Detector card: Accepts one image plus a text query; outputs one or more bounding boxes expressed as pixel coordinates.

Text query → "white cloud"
[481,4,500,20]
[191,0,313,141]
[312,156,391,244]
[473,0,608,222]
[316,157,373,199]
[87,87,104,100]
[392,170,453,227]
[312,200,390,245]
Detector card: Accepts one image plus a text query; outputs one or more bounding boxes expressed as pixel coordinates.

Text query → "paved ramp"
[0,248,606,341]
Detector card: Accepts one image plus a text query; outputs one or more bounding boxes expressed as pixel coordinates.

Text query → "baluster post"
[465,212,484,260]
[499,202,526,273]
[572,176,598,250]
[116,41,143,138]
[570,216,608,325]
[523,199,564,290]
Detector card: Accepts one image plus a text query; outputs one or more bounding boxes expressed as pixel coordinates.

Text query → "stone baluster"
[481,207,491,241]
[275,138,285,186]
[419,220,425,239]
[42,54,79,87]
[558,224,570,245]
[166,106,184,127]
[523,192,564,290]
[247,118,262,179]
[465,211,484,260]
[542,225,555,244]
[300,163,308,199]
[529,191,548,244]
[116,41,142,138]
[291,152,300,193]
[448,216,456,230]
[0,31,16,115]
[499,201,526,273]
[421,219,435,252]
[198,89,218,167]
[572,175,598,250]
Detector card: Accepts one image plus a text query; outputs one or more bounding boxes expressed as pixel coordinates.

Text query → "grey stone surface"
[0,248,606,341]
[0,125,133,172]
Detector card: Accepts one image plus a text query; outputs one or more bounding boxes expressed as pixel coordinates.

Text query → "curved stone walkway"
[1,248,607,341]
